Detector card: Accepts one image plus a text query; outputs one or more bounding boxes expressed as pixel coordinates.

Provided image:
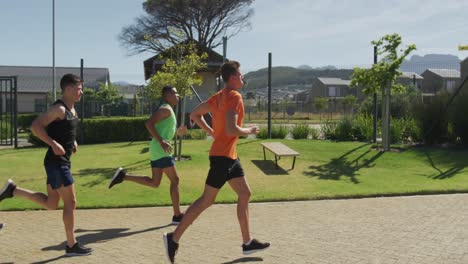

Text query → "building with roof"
[0,66,110,113]
[396,72,424,90]
[421,68,460,94]
[310,77,362,100]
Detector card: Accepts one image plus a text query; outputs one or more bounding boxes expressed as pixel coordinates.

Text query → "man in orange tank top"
[163,61,270,263]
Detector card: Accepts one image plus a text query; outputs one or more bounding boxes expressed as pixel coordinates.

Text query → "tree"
[314,97,328,121]
[119,0,254,55]
[95,83,123,116]
[351,33,416,151]
[342,95,358,115]
[144,41,207,160]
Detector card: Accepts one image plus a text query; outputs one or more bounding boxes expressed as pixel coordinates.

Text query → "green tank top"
[149,103,176,161]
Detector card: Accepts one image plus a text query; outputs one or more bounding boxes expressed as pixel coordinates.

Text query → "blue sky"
[1,0,468,84]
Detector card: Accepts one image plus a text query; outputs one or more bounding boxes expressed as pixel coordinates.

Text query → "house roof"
[399,72,423,80]
[143,39,225,80]
[425,68,460,78]
[0,66,110,93]
[317,77,351,86]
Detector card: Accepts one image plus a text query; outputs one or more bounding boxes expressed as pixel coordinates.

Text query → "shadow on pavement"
[221,257,263,264]
[41,224,172,252]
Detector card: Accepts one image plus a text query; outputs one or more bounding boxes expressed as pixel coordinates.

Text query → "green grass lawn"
[1,139,468,211]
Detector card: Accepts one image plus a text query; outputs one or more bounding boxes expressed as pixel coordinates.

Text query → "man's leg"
[172,184,219,242]
[227,177,252,244]
[124,167,163,188]
[228,176,270,254]
[162,166,181,217]
[13,184,60,210]
[56,184,77,248]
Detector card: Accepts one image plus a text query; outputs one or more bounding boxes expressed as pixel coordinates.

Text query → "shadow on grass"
[222,257,263,263]
[238,139,263,146]
[251,160,288,175]
[41,224,172,252]
[418,146,468,180]
[110,141,147,148]
[76,159,148,187]
[304,143,379,184]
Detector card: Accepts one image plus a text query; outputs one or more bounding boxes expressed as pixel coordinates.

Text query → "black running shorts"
[205,156,245,189]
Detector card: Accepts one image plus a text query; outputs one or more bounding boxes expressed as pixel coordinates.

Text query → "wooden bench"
[261,142,300,170]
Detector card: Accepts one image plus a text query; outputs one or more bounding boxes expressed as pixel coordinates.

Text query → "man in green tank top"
[109,86,186,224]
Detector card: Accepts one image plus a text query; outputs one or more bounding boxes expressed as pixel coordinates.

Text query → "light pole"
[52,0,56,101]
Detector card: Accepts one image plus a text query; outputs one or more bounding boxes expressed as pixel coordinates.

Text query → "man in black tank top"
[0,74,92,256]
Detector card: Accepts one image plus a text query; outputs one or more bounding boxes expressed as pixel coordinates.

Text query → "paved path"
[2,194,468,263]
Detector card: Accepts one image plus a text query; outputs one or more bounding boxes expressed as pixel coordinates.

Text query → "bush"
[18,113,39,131]
[335,117,354,141]
[321,121,337,140]
[186,129,207,140]
[352,114,375,142]
[390,118,405,144]
[80,117,149,144]
[291,124,310,139]
[256,125,288,139]
[271,125,289,139]
[400,117,422,143]
[412,93,450,144]
[256,126,268,139]
[27,117,150,146]
[0,121,12,139]
[450,83,468,145]
[309,127,320,139]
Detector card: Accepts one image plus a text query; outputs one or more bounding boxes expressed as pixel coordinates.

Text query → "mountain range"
[242,54,464,98]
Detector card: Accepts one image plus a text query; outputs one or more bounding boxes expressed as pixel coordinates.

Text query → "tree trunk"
[382,83,391,151]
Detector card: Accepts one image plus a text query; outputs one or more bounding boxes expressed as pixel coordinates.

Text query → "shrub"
[309,127,320,139]
[0,121,12,139]
[256,125,288,139]
[271,125,289,139]
[291,124,310,139]
[334,117,354,141]
[352,114,375,142]
[18,113,39,131]
[450,83,468,145]
[390,118,405,144]
[256,126,268,139]
[186,129,207,140]
[80,117,149,144]
[412,93,450,144]
[321,121,337,140]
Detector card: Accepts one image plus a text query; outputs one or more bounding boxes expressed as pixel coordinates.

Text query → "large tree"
[120,0,254,55]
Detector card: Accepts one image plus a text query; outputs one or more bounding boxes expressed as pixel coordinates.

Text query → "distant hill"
[243,66,353,98]
[400,54,461,74]
[241,54,463,99]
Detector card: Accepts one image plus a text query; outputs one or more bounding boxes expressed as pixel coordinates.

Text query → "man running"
[0,74,93,256]
[109,86,186,225]
[163,61,270,263]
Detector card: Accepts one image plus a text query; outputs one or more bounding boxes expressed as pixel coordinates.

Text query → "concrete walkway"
[2,194,468,263]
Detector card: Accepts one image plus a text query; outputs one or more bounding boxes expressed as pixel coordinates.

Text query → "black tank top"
[44,100,78,166]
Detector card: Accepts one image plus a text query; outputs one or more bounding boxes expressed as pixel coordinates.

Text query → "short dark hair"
[60,74,82,90]
[162,86,174,97]
[220,61,240,83]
